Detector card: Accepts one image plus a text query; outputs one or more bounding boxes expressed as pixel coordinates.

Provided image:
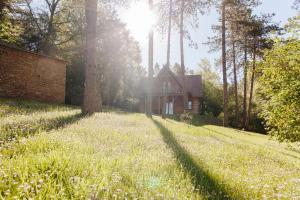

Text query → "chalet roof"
[137,66,203,98]
[156,66,182,86]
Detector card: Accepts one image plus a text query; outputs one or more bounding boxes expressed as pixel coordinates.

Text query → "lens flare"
[123,2,156,40]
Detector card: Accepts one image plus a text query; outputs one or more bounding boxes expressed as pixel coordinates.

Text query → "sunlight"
[122,1,156,41]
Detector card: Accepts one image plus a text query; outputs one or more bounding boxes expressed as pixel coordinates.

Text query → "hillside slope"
[0,99,300,199]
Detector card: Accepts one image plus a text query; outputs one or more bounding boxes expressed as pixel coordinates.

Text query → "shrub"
[258,40,300,142]
[180,113,193,124]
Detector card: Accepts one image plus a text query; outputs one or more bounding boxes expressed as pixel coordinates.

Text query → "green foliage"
[65,58,85,105]
[203,82,223,117]
[64,15,144,109]
[196,59,223,117]
[0,0,23,44]
[1,99,300,199]
[179,112,193,124]
[0,19,22,43]
[285,12,300,38]
[258,40,300,142]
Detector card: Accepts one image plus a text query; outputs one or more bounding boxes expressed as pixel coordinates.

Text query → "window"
[163,81,167,93]
[163,81,171,93]
[165,102,174,115]
[188,100,192,110]
[167,82,171,92]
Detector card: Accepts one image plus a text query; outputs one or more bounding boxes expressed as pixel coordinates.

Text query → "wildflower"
[4,189,10,196]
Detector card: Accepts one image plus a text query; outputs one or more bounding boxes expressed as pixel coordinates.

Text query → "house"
[139,66,203,115]
[0,42,67,103]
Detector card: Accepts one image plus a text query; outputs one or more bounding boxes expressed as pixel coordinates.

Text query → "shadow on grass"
[287,146,300,154]
[200,126,234,139]
[0,98,76,117]
[166,114,223,127]
[201,126,300,160]
[0,112,83,145]
[152,119,241,200]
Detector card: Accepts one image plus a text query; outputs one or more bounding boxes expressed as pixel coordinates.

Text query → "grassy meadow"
[0,98,300,199]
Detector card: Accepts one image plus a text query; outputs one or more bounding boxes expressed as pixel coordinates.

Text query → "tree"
[23,0,63,55]
[226,1,249,126]
[221,0,228,126]
[258,39,300,142]
[231,38,239,125]
[243,14,279,129]
[228,1,264,129]
[197,59,223,117]
[146,0,154,117]
[82,0,102,114]
[0,0,22,44]
[176,0,212,112]
[179,0,188,113]
[65,5,144,111]
[207,0,259,128]
[162,0,173,119]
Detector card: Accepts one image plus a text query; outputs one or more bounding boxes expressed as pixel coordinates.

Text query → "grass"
[0,98,300,199]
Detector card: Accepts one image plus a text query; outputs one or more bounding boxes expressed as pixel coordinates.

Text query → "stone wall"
[0,44,66,103]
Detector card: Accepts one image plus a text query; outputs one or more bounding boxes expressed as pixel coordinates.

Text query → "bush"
[179,113,193,124]
[258,40,300,142]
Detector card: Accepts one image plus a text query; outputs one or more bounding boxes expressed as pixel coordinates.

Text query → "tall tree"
[82,0,102,114]
[179,0,187,112]
[242,36,248,128]
[221,0,229,127]
[245,42,256,129]
[146,0,154,117]
[24,0,63,55]
[245,15,279,129]
[162,0,173,119]
[232,39,239,125]
[227,1,249,126]
[207,0,260,128]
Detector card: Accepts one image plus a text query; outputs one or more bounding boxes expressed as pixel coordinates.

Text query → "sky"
[119,0,298,72]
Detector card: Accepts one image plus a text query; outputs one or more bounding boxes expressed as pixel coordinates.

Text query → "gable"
[137,67,203,98]
[156,67,182,88]
[154,67,183,94]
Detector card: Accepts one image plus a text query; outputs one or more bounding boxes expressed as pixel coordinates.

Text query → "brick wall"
[0,44,66,103]
[191,97,200,114]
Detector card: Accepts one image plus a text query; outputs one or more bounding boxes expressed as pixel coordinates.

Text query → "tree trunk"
[162,0,172,119]
[180,0,187,112]
[146,0,154,117]
[43,7,55,55]
[221,2,228,127]
[246,44,256,130]
[166,0,172,67]
[232,41,239,126]
[242,38,248,129]
[82,0,102,115]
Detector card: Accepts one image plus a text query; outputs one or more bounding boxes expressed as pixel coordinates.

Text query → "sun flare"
[123,2,156,41]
